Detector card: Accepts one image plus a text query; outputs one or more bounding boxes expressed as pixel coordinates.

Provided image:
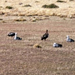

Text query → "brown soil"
[0,16,75,75]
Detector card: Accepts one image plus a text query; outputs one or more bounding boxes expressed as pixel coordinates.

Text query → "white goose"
[53,43,62,48]
[14,32,22,40]
[66,35,74,42]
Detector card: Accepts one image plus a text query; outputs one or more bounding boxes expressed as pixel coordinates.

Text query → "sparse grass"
[23,4,31,7]
[42,4,59,8]
[5,6,13,9]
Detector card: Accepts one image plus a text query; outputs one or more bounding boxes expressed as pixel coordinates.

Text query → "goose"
[8,32,15,37]
[14,32,22,40]
[53,43,62,48]
[66,35,74,42]
[41,30,49,40]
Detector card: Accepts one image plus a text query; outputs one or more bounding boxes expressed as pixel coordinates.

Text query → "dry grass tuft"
[33,43,42,48]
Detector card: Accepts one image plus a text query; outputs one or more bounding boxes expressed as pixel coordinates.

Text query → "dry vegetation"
[0,16,75,75]
[0,0,75,17]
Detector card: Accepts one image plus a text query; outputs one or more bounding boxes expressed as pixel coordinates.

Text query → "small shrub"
[23,4,31,7]
[42,4,59,8]
[57,0,66,2]
[6,6,13,9]
[0,18,3,20]
[14,19,26,22]
[35,1,39,3]
[5,0,7,2]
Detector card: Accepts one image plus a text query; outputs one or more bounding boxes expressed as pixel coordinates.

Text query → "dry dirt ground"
[0,16,75,75]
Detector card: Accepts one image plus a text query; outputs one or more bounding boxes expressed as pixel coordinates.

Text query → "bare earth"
[0,16,75,75]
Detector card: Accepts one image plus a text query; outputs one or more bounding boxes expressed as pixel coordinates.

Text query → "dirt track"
[0,16,75,75]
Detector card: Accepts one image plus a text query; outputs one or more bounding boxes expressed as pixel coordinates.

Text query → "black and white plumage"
[53,43,62,48]
[66,35,74,42]
[14,33,22,40]
[41,30,49,40]
[8,32,15,37]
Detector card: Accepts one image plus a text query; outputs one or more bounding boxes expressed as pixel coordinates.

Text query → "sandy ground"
[0,16,75,75]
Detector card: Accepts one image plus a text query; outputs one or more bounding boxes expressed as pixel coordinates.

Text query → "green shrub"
[42,4,59,8]
[6,6,13,9]
[23,4,31,7]
[57,0,66,2]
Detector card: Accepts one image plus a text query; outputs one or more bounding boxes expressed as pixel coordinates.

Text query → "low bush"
[42,4,59,8]
[14,19,26,22]
[57,0,66,2]
[6,6,13,9]
[23,4,31,7]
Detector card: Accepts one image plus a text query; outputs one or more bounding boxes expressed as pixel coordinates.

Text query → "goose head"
[15,32,17,35]
[54,43,56,45]
[66,35,69,39]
